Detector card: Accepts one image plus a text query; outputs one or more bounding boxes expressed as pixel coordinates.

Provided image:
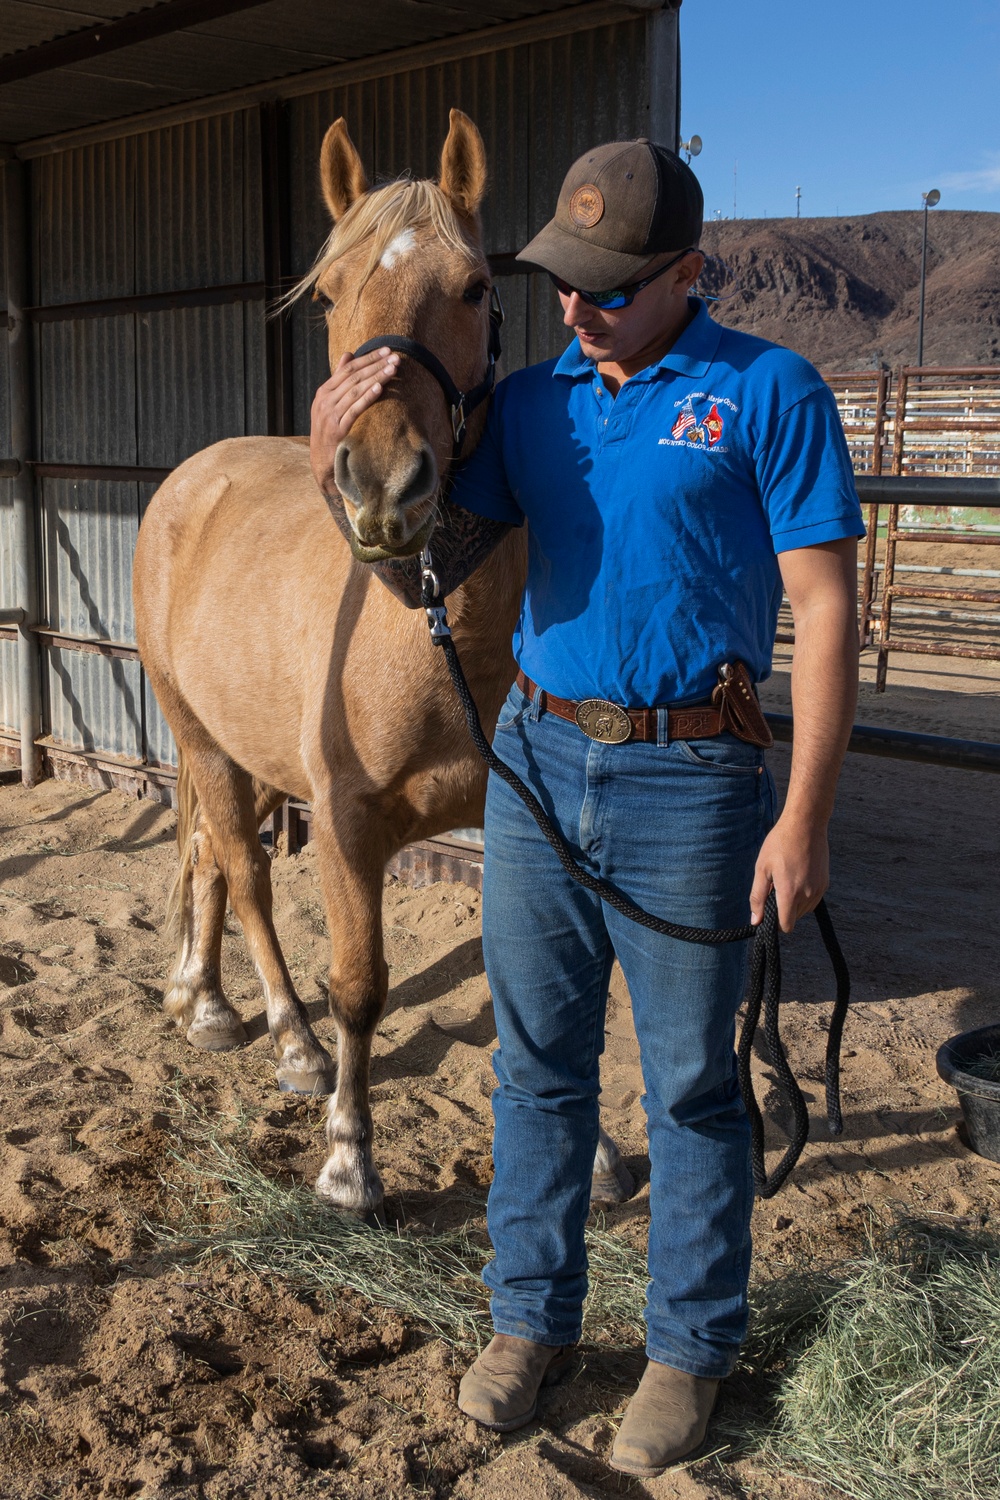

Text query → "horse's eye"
[314,288,335,312]
[463,282,488,304]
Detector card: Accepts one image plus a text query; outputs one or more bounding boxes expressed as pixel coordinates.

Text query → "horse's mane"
[285,177,480,309]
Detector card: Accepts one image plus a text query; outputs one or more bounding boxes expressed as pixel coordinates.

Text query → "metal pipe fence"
[872,369,1000,690]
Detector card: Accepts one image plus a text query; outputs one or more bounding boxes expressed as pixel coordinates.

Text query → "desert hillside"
[698,209,1000,371]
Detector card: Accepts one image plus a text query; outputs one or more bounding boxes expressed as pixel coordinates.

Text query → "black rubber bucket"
[936,1024,1000,1164]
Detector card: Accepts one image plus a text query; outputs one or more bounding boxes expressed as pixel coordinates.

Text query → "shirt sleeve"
[756,383,866,553]
[448,395,525,526]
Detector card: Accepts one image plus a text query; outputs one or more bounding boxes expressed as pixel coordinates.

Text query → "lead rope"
[420,552,850,1197]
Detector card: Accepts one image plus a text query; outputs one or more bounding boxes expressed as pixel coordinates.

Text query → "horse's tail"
[166,748,199,942]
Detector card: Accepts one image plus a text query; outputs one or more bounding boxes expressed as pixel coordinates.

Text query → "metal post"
[645,1,681,150]
[858,367,889,649]
[875,368,909,692]
[917,203,929,368]
[3,158,42,784]
[261,100,294,437]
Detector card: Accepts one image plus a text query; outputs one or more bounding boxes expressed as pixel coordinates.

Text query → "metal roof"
[0,0,614,146]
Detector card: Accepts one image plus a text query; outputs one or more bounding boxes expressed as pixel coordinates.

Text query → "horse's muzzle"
[345,505,438,563]
[332,438,440,560]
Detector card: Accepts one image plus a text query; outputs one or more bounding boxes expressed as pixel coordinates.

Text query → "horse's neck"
[448,528,527,685]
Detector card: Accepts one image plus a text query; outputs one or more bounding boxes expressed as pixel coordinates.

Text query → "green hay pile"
[735,1216,1000,1500]
[159,1111,1000,1500]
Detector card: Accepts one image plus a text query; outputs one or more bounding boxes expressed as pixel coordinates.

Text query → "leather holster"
[711,661,774,749]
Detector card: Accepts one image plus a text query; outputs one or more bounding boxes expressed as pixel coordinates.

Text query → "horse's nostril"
[333,443,360,507]
[398,443,438,511]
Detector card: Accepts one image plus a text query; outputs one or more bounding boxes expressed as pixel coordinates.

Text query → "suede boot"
[457,1333,577,1432]
[610,1360,720,1476]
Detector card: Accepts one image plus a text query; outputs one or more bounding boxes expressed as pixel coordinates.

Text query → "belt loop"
[529,681,543,722]
[656,707,671,747]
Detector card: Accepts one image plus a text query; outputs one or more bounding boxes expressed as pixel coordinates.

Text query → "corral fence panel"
[819,366,1000,688]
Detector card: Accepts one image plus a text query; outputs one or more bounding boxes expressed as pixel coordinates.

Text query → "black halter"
[352,287,504,461]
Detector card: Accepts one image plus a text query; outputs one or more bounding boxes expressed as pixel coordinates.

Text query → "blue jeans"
[481,682,777,1379]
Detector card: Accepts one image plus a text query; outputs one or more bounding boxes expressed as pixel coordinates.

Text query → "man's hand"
[750,814,830,933]
[310,347,400,492]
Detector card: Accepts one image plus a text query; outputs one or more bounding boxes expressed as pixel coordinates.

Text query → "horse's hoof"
[277,1067,336,1096]
[316,1191,387,1229]
[186,1016,248,1051]
[590,1157,635,1205]
[314,1152,385,1216]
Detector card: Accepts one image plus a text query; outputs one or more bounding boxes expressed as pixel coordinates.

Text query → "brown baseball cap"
[516,138,703,290]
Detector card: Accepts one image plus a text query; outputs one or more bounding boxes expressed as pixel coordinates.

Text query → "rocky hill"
[698,210,999,371]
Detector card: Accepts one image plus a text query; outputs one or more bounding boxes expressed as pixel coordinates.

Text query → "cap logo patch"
[569,184,604,228]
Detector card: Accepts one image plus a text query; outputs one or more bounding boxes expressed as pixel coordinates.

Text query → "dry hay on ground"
[0,660,998,1499]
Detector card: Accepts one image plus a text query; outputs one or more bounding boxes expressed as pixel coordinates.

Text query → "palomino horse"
[134,111,628,1218]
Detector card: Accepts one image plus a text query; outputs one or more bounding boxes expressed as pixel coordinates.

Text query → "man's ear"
[438,108,487,219]
[319,118,370,222]
[676,249,705,294]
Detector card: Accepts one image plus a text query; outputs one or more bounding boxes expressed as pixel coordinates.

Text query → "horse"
[133,110,629,1219]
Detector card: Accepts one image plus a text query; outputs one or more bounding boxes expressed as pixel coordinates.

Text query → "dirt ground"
[1,643,998,1500]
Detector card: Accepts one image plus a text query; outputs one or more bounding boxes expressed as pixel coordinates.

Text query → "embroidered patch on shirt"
[669,395,726,447]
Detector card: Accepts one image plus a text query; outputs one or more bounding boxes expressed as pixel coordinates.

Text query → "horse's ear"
[438,108,487,219]
[319,118,370,222]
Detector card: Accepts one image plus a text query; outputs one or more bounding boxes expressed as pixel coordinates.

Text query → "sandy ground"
[0,646,998,1500]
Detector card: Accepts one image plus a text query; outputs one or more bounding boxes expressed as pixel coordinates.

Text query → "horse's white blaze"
[380,228,416,269]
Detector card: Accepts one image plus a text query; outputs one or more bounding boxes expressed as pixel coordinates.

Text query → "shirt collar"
[552,297,723,384]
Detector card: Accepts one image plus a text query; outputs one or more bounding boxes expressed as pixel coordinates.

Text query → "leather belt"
[514,669,723,745]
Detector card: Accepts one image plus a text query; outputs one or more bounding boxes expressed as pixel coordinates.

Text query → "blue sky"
[679,0,1000,220]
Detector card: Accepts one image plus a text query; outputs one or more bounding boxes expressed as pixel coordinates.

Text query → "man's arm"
[750,537,859,933]
[325,496,512,607]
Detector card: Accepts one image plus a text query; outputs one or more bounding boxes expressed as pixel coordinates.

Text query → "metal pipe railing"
[3,160,43,785]
[766,714,1000,775]
[855,475,1000,507]
[868,562,1000,580]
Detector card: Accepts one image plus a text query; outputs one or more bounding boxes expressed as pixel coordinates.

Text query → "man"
[313,140,862,1476]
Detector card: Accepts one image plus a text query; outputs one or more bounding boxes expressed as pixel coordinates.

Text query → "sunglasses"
[549,247,695,310]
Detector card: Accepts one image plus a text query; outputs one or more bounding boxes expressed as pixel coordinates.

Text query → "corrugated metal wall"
[0,13,648,774]
[25,109,267,766]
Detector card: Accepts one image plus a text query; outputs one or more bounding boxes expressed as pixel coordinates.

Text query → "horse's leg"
[308,801,388,1216]
[164,750,249,1050]
[591,1125,635,1205]
[166,769,288,1048]
[176,745,335,1094]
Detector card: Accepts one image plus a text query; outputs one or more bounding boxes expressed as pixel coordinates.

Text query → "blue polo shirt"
[449,298,864,708]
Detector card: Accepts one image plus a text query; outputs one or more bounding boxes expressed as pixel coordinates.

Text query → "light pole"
[917,188,941,367]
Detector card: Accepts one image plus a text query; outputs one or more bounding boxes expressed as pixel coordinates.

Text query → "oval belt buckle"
[574,698,633,744]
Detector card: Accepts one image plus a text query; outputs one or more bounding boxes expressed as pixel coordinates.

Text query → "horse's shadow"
[240,937,489,1055]
[385,935,485,1014]
[374,996,498,1082]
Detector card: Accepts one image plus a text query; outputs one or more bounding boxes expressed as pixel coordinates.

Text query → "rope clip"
[420,546,451,643]
[425,604,451,642]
